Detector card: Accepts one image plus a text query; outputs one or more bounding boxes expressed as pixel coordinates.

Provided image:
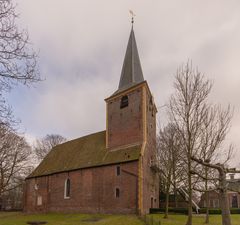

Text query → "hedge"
[150,207,188,214]
[150,208,240,215]
[199,208,240,214]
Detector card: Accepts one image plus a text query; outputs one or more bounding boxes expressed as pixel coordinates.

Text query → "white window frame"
[37,195,42,206]
[64,178,70,199]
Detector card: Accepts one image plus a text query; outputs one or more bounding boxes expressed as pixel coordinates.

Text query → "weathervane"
[129,10,136,25]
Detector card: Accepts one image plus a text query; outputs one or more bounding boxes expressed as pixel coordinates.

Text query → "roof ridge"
[55,130,106,148]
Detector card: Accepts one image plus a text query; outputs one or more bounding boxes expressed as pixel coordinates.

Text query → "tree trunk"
[164,189,170,219]
[164,174,171,219]
[172,156,178,208]
[186,163,192,225]
[219,172,231,225]
[205,191,209,224]
[205,168,209,224]
[174,183,178,208]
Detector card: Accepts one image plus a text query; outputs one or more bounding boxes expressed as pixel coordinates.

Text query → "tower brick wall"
[106,85,144,149]
[141,86,159,214]
[106,82,159,214]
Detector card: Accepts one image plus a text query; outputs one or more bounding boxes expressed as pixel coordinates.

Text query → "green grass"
[147,214,240,225]
[2,212,240,225]
[0,212,144,225]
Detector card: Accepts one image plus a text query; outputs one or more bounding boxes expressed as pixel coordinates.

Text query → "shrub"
[198,208,240,214]
[150,207,188,214]
[150,207,240,215]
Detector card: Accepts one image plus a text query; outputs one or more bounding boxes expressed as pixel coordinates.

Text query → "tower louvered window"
[120,95,128,108]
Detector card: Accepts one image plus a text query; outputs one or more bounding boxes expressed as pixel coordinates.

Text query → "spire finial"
[129,10,136,27]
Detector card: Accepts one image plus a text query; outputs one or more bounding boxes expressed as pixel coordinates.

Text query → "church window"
[116,166,121,176]
[115,188,120,198]
[213,199,219,208]
[37,196,42,206]
[120,95,128,108]
[64,178,71,199]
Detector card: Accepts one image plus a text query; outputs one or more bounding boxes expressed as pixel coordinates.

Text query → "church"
[24,24,159,215]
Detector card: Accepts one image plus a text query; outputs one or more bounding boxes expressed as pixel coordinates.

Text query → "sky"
[6,1,240,166]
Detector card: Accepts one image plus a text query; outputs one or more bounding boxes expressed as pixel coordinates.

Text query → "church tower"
[105,25,159,214]
[105,26,157,150]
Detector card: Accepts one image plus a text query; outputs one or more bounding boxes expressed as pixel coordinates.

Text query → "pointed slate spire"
[117,27,144,92]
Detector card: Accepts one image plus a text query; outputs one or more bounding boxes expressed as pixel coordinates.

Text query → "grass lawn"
[147,214,240,225]
[0,212,144,225]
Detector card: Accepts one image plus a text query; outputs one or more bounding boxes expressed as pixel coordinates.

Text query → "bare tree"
[168,62,213,225]
[192,105,233,223]
[168,62,234,225]
[0,0,39,127]
[158,123,183,218]
[0,0,39,91]
[192,156,239,225]
[0,0,39,209]
[0,124,32,198]
[34,134,67,161]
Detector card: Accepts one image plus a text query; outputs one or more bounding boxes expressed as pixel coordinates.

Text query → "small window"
[116,166,121,176]
[120,96,128,108]
[37,196,42,206]
[64,178,71,199]
[116,188,120,198]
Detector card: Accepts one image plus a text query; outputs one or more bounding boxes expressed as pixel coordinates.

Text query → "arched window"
[64,178,70,199]
[120,95,128,109]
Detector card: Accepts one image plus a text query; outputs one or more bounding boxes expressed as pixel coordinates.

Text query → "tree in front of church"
[167,62,234,225]
[34,134,67,161]
[157,123,184,218]
[190,104,233,224]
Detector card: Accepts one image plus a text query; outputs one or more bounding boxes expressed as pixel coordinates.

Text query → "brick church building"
[24,25,159,215]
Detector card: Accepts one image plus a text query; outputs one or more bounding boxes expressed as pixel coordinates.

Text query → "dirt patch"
[81,217,102,222]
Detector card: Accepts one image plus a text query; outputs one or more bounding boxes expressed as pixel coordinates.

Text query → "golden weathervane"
[129,10,136,24]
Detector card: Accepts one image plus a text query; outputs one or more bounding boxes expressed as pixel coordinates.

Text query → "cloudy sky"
[6,1,240,165]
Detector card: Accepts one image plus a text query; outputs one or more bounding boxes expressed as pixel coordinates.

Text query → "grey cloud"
[8,0,240,166]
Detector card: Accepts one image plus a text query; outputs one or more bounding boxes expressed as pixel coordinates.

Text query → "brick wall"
[106,83,159,215]
[142,86,159,214]
[199,191,240,208]
[24,83,159,215]
[106,86,143,149]
[24,161,138,214]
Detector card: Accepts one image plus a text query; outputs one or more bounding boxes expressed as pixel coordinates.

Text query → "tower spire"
[116,13,144,93]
